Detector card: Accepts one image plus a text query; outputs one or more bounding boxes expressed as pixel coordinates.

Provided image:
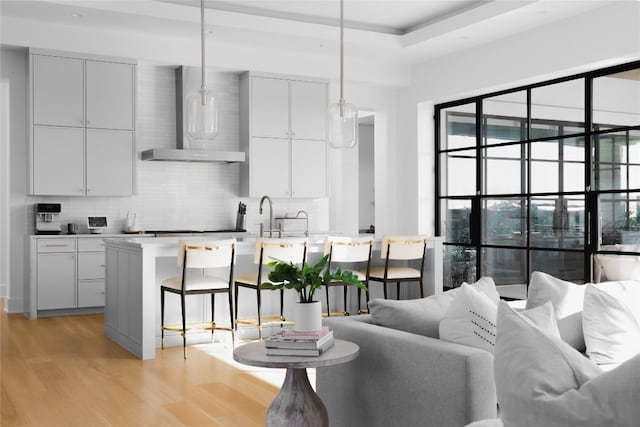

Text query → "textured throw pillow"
[526,271,586,351]
[494,302,607,427]
[439,283,498,353]
[582,281,640,365]
[369,276,500,339]
[369,294,453,338]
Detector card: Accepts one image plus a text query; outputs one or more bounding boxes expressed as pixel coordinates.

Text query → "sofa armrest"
[318,316,497,427]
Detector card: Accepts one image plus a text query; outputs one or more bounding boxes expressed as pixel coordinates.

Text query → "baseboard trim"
[3,296,23,314]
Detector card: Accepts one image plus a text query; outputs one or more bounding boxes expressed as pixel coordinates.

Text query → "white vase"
[293,301,323,332]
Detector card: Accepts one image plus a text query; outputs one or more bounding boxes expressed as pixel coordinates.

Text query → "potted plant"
[262,254,366,331]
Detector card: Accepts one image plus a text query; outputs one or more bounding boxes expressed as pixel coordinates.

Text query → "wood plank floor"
[0,304,278,426]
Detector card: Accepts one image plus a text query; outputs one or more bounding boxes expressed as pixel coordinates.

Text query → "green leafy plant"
[261,254,366,303]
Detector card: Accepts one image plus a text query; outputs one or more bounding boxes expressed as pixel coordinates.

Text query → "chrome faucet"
[296,210,309,237]
[259,195,274,237]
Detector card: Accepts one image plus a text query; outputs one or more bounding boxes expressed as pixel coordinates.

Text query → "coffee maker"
[35,203,62,235]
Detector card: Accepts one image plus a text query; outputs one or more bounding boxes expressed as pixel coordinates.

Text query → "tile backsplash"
[27,63,329,235]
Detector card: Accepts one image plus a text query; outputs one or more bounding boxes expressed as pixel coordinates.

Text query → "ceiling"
[0,0,614,66]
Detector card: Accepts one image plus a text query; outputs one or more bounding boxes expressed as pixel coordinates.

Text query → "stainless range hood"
[141,67,245,163]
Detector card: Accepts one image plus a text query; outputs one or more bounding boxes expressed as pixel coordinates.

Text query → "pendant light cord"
[200,0,207,101]
[339,0,344,104]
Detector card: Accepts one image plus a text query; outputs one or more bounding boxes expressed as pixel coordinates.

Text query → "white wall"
[394,1,640,237]
[358,122,375,231]
[0,79,9,301]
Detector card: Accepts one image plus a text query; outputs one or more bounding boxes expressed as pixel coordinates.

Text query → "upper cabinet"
[29,50,136,196]
[240,73,329,198]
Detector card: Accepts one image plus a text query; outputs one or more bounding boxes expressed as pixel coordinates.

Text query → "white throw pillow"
[526,271,586,351]
[582,281,640,365]
[447,276,500,304]
[439,283,498,353]
[596,254,640,281]
[494,302,606,427]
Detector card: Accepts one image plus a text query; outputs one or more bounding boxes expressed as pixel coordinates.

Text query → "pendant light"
[186,0,218,143]
[328,0,358,149]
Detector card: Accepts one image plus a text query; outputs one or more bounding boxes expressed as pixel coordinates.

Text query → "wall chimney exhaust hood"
[141,67,245,163]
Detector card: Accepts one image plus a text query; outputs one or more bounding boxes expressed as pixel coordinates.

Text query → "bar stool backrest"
[253,237,308,265]
[177,239,236,269]
[324,236,373,263]
[381,235,428,261]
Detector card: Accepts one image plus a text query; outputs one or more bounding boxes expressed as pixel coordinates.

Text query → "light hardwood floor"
[0,304,278,426]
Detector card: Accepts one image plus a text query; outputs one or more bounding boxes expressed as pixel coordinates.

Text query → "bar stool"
[234,237,307,339]
[160,239,236,359]
[323,236,373,316]
[366,235,427,300]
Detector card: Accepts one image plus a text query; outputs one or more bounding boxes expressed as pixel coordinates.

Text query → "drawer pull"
[45,244,70,247]
[100,265,105,267]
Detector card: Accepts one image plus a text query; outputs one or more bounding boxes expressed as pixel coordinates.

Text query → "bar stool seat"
[368,266,422,280]
[162,275,231,291]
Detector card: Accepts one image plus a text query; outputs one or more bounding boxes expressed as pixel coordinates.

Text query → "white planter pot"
[293,301,323,332]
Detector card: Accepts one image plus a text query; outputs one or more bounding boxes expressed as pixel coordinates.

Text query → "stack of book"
[264,326,335,356]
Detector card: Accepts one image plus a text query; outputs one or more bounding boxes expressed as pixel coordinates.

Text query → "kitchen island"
[104,235,443,359]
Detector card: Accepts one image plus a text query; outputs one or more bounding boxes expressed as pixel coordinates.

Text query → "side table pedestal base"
[266,368,328,427]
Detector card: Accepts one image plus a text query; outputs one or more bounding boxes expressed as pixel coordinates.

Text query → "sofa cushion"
[525,271,586,351]
[439,283,498,353]
[368,276,499,339]
[494,301,607,427]
[583,281,640,365]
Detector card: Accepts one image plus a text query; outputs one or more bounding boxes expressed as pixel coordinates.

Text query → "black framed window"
[436,61,640,290]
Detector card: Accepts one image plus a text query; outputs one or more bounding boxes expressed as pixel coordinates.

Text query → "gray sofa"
[317,315,497,427]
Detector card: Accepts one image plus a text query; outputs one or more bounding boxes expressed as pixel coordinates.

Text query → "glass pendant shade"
[186,87,218,142]
[328,100,358,149]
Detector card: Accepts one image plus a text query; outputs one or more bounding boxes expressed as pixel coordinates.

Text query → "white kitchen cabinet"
[32,55,85,127]
[32,126,85,196]
[36,239,77,310]
[251,137,290,197]
[86,129,134,196]
[32,237,107,316]
[291,139,328,198]
[240,72,328,198]
[85,60,135,130]
[29,49,136,196]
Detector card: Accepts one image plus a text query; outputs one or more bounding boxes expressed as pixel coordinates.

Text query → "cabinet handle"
[86,120,91,125]
[45,244,69,247]
[87,188,92,193]
[100,264,105,267]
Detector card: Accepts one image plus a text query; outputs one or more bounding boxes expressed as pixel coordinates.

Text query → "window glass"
[444,245,477,288]
[483,144,524,194]
[530,250,584,283]
[442,199,472,244]
[482,198,526,246]
[593,130,640,191]
[599,192,640,246]
[531,79,585,137]
[441,104,475,150]
[482,247,526,285]
[593,67,640,129]
[530,196,584,249]
[483,91,527,145]
[442,150,476,196]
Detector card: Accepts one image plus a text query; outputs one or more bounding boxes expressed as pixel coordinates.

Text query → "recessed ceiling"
[0,0,615,66]
[160,0,487,35]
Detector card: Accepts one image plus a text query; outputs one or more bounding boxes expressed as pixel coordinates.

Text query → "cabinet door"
[251,137,290,197]
[37,253,76,310]
[78,252,105,280]
[86,61,135,130]
[32,126,85,196]
[291,139,327,198]
[251,77,289,138]
[290,81,328,141]
[32,55,84,127]
[78,280,105,307]
[86,129,134,196]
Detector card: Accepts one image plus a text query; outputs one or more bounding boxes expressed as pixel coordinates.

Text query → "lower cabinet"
[34,237,106,315]
[37,252,77,310]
